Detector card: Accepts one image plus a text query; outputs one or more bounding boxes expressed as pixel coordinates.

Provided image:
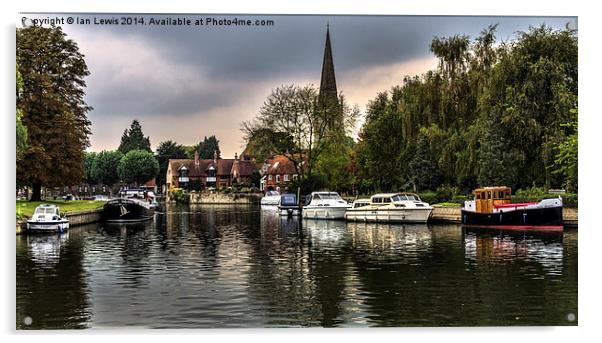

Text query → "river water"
[16,204,578,329]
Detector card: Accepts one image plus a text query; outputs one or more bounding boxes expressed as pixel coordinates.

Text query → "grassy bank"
[16,200,106,219]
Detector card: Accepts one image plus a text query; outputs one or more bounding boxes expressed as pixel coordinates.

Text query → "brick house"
[260,155,300,192]
[166,151,258,192]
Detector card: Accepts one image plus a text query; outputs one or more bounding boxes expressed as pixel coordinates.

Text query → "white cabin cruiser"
[345,193,433,223]
[27,204,69,232]
[302,191,351,219]
[261,190,281,206]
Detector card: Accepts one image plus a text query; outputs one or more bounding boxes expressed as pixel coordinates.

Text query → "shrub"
[169,188,189,203]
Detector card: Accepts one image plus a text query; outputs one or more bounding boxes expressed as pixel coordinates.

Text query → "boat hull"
[461,206,563,231]
[103,198,155,223]
[278,206,300,216]
[345,208,432,223]
[302,206,348,219]
[27,220,69,232]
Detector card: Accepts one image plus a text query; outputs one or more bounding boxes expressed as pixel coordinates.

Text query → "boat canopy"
[280,194,298,206]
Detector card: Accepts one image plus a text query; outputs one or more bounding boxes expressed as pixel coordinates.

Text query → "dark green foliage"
[553,109,578,192]
[477,110,525,188]
[409,135,440,191]
[17,26,92,200]
[117,150,159,185]
[118,120,152,154]
[16,65,28,160]
[182,145,199,159]
[197,135,221,159]
[84,152,97,183]
[91,150,123,188]
[155,140,187,191]
[355,25,577,194]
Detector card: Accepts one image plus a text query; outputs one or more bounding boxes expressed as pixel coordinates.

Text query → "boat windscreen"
[35,207,56,214]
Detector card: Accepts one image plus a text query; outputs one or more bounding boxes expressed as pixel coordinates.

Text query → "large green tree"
[118,120,151,154]
[197,135,221,159]
[117,150,159,185]
[16,65,28,161]
[241,84,358,187]
[91,150,124,192]
[17,26,92,200]
[155,140,187,191]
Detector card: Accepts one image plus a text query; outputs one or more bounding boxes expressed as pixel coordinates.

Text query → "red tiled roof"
[264,155,297,175]
[168,159,235,177]
[231,160,258,177]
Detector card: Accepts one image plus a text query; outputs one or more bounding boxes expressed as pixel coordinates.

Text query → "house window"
[284,174,290,182]
[102,186,106,193]
[293,174,298,180]
[84,186,88,193]
[92,186,96,193]
[78,186,82,193]
[268,175,273,181]
[276,175,281,183]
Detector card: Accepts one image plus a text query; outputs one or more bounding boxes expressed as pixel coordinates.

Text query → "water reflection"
[464,228,565,276]
[16,228,93,329]
[16,205,577,328]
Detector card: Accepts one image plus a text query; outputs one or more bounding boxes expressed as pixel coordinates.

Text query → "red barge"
[461,186,563,232]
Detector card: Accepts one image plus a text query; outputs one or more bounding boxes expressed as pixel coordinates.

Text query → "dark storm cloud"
[20,14,576,152]
[74,14,574,79]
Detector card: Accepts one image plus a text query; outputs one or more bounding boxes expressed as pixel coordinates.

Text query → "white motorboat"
[345,193,433,223]
[26,204,70,232]
[302,191,351,219]
[261,190,281,206]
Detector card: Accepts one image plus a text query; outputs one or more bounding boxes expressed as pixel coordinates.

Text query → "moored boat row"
[262,190,434,223]
[260,186,565,230]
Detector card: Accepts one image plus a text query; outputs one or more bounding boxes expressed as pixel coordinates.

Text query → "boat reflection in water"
[346,221,433,259]
[463,227,564,275]
[26,232,70,267]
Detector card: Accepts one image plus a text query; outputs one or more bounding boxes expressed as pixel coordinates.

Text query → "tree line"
[84,121,225,194]
[242,25,577,196]
[354,25,577,194]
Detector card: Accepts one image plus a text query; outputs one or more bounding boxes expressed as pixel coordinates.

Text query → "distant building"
[260,155,300,192]
[166,151,258,192]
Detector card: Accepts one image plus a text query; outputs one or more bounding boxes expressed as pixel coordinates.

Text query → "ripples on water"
[16,204,578,329]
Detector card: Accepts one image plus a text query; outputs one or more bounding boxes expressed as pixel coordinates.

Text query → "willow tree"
[17,26,92,200]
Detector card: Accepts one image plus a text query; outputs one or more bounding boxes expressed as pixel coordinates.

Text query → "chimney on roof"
[213,150,217,163]
[194,150,199,166]
[235,152,239,162]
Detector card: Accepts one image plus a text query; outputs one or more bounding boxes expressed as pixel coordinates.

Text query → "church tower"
[319,24,338,105]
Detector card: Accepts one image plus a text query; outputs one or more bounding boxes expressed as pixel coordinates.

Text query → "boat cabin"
[280,193,298,207]
[33,204,62,218]
[473,186,511,213]
[351,199,370,209]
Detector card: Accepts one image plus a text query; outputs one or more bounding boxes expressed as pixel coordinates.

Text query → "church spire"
[319,24,338,103]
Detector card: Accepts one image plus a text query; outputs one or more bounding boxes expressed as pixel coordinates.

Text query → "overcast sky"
[20,14,576,157]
